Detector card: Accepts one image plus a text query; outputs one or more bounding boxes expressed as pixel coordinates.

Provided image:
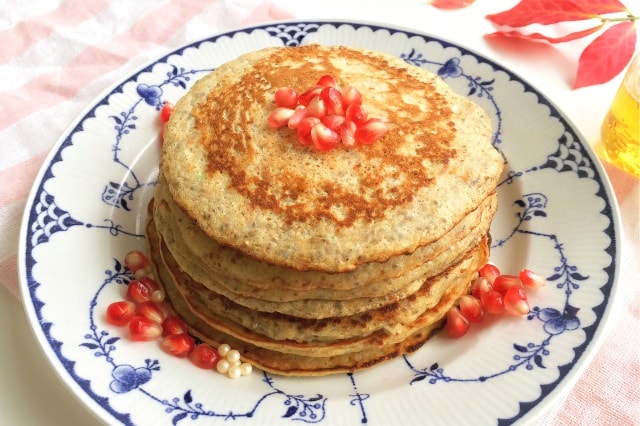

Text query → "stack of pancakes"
[147,45,504,376]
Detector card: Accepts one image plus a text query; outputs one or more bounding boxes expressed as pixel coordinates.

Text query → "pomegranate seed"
[446,306,470,338]
[274,87,298,109]
[287,106,308,129]
[124,250,149,273]
[160,102,173,123]
[127,279,152,304]
[189,344,220,369]
[106,300,136,326]
[306,96,327,118]
[471,276,492,299]
[316,74,338,88]
[519,269,546,289]
[320,87,345,116]
[458,295,484,323]
[345,103,368,125]
[311,122,340,151]
[268,107,295,128]
[340,121,358,148]
[128,316,163,341]
[322,114,346,132]
[162,315,189,336]
[354,118,390,145]
[481,290,505,315]
[160,333,195,358]
[296,117,320,147]
[341,85,362,107]
[492,274,523,295]
[135,300,168,324]
[298,86,323,106]
[503,286,531,316]
[478,263,501,284]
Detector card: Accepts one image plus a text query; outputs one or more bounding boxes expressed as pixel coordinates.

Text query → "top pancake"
[161,44,503,272]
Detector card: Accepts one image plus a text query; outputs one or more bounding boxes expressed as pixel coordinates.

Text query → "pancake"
[147,44,505,376]
[161,44,503,272]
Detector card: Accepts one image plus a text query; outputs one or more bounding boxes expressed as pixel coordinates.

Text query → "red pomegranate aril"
[471,276,492,299]
[345,103,368,125]
[316,74,338,88]
[106,300,136,326]
[135,300,168,324]
[492,274,523,295]
[446,306,470,338]
[127,279,153,304]
[189,343,220,369]
[341,85,362,107]
[320,87,345,116]
[354,118,389,145]
[311,122,340,151]
[268,107,295,128]
[160,102,174,123]
[298,86,323,106]
[340,121,357,148]
[519,269,546,289]
[296,117,320,147]
[478,263,501,284]
[160,333,195,358]
[306,96,327,118]
[124,250,149,273]
[458,295,485,323]
[129,316,163,341]
[162,315,189,336]
[503,286,531,316]
[322,114,346,132]
[274,87,298,109]
[481,290,505,315]
[287,106,308,129]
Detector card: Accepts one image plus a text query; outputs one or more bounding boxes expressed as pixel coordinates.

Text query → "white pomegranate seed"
[354,118,390,145]
[492,274,523,295]
[268,107,295,128]
[124,250,149,273]
[297,117,320,147]
[340,121,357,148]
[306,96,327,118]
[287,106,308,129]
[458,295,484,323]
[218,343,231,357]
[503,286,531,315]
[320,87,345,116]
[322,114,346,132]
[478,263,501,284]
[240,362,253,376]
[298,86,323,106]
[316,74,338,88]
[216,359,231,374]
[446,306,470,338]
[226,349,241,363]
[274,87,298,109]
[311,122,340,151]
[151,289,165,303]
[341,85,362,107]
[519,269,546,289]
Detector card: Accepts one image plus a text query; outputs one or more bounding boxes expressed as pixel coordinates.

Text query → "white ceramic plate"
[19,21,620,425]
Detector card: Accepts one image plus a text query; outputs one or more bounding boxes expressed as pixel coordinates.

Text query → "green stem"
[600,14,639,24]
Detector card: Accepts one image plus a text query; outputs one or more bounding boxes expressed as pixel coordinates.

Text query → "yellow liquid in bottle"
[601,70,640,177]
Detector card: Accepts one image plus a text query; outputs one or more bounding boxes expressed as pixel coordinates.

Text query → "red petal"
[486,24,604,44]
[428,0,475,9]
[574,21,637,89]
[487,0,628,27]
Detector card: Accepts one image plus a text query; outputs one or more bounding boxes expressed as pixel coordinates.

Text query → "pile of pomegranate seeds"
[446,264,546,338]
[105,250,252,379]
[268,75,391,151]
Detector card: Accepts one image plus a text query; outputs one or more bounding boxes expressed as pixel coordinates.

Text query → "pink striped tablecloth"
[1,1,638,424]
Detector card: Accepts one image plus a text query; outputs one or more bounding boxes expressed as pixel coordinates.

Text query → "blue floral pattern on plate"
[19,21,619,425]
